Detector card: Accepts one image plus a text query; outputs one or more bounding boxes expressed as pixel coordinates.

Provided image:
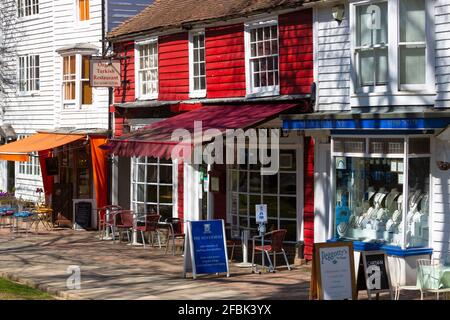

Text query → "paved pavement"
[0,226,424,300]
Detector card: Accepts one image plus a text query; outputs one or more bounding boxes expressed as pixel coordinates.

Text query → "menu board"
[183,220,229,279]
[310,242,356,300]
[74,201,92,230]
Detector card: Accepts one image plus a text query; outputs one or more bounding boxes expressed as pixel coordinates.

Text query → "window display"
[333,136,431,249]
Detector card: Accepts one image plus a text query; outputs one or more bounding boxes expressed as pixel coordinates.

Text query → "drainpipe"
[102,0,113,206]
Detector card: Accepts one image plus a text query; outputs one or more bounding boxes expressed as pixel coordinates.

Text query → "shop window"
[131,157,174,221]
[229,149,297,242]
[135,39,158,100]
[332,136,431,249]
[409,138,430,155]
[189,30,206,98]
[62,54,92,108]
[333,138,365,153]
[245,19,279,97]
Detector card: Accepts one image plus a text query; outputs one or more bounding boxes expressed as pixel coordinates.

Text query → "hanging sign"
[255,204,268,223]
[90,59,121,87]
[357,251,393,299]
[183,220,230,279]
[310,242,357,300]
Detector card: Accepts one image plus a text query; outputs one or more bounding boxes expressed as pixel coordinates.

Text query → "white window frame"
[244,18,280,98]
[135,38,159,100]
[349,0,435,103]
[17,0,39,18]
[17,135,41,179]
[130,156,178,219]
[61,53,93,109]
[189,30,207,98]
[18,55,40,95]
[226,146,302,243]
[330,134,432,250]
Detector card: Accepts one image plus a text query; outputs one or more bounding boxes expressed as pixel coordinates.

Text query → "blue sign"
[189,220,228,275]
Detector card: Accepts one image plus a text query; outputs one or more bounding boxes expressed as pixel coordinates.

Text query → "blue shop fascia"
[282,108,450,265]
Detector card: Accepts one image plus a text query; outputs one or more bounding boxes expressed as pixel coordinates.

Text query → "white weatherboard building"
[0,0,151,201]
[282,0,450,285]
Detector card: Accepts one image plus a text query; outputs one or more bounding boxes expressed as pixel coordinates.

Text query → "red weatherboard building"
[108,0,317,260]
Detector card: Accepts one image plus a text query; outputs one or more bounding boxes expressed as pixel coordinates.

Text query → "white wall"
[431,137,450,260]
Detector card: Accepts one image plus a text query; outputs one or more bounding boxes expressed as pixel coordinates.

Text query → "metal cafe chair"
[97,205,122,240]
[417,258,450,300]
[394,258,421,300]
[159,217,185,255]
[115,210,134,244]
[146,214,162,247]
[251,229,291,272]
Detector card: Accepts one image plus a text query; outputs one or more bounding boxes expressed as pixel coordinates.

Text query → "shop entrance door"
[199,164,209,220]
[52,183,73,227]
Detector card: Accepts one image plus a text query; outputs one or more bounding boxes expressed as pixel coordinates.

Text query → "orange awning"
[0,132,85,162]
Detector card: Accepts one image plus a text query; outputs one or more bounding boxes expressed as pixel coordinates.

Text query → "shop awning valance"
[105,104,300,159]
[0,132,85,161]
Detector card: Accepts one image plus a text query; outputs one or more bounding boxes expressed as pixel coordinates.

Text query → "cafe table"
[417,264,450,299]
[235,226,257,268]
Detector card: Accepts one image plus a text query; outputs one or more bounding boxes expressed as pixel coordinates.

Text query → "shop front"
[283,111,450,285]
[0,130,108,229]
[107,102,311,255]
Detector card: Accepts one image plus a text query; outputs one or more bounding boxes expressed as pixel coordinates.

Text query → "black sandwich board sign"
[183,219,230,279]
[74,201,92,230]
[357,251,393,300]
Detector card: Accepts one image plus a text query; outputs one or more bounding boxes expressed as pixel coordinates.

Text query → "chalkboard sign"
[310,242,357,300]
[360,251,393,299]
[183,220,230,279]
[45,157,59,176]
[74,201,92,230]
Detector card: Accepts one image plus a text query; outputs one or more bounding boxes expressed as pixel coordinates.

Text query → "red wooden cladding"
[205,24,246,99]
[279,9,314,95]
[303,136,315,261]
[114,41,135,104]
[159,32,190,101]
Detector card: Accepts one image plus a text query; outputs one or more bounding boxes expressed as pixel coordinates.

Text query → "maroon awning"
[105,104,300,159]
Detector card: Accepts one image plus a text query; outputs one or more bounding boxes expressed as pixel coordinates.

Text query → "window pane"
[280,220,297,242]
[147,185,157,203]
[357,3,388,46]
[82,56,90,79]
[263,174,278,194]
[159,186,173,204]
[376,48,388,84]
[359,50,374,86]
[280,173,296,195]
[280,197,296,219]
[82,81,92,104]
[400,0,425,43]
[249,172,261,193]
[146,165,158,183]
[263,196,278,218]
[400,46,425,84]
[239,171,248,192]
[158,205,172,221]
[159,166,172,184]
[137,184,145,202]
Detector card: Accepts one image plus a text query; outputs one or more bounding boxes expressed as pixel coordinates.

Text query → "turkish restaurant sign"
[90,59,121,87]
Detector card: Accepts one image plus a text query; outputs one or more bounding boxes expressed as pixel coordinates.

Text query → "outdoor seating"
[30,206,54,231]
[0,208,15,229]
[394,258,421,300]
[11,211,35,235]
[115,210,135,244]
[159,217,185,255]
[97,205,122,240]
[225,224,241,261]
[141,214,161,248]
[251,229,291,272]
[417,259,450,300]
